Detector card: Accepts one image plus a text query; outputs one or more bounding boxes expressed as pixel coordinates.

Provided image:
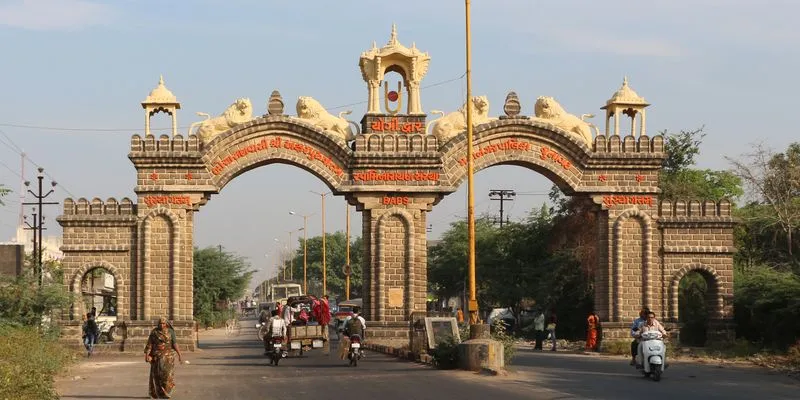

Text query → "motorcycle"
[347,335,363,367]
[268,336,284,366]
[635,330,666,381]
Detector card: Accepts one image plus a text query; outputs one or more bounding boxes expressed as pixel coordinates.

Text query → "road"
[56,321,798,400]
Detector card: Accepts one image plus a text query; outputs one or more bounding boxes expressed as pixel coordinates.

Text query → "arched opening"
[382,69,406,114]
[428,163,596,339]
[194,162,360,329]
[80,266,118,342]
[678,269,719,346]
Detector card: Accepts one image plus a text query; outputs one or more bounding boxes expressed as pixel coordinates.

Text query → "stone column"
[408,81,422,115]
[353,193,438,347]
[367,80,381,114]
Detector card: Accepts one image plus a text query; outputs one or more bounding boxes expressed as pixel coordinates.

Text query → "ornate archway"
[57,26,736,350]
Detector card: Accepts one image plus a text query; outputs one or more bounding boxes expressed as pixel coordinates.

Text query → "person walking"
[82,313,100,357]
[586,311,600,351]
[547,310,558,351]
[533,310,545,350]
[144,317,183,399]
[456,308,464,326]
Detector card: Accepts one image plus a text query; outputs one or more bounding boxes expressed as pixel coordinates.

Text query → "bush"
[429,335,460,369]
[0,324,74,400]
[734,267,800,349]
[490,319,517,364]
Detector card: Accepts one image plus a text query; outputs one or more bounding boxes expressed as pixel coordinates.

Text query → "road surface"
[55,321,798,399]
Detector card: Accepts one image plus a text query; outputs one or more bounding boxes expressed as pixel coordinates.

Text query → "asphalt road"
[55,321,798,400]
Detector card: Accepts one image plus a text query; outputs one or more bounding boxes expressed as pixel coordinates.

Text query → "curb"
[364,343,434,366]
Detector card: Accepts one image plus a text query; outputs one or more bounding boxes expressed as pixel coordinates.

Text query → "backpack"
[345,316,363,337]
[85,320,99,336]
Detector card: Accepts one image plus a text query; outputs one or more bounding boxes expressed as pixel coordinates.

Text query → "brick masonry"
[57,114,736,349]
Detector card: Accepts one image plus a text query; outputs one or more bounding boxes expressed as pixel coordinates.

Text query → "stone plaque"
[424,317,461,349]
[387,287,403,307]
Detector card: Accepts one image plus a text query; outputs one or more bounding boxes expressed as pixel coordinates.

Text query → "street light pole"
[290,211,314,295]
[23,167,57,287]
[287,230,294,281]
[464,0,479,325]
[310,190,330,296]
[346,203,351,300]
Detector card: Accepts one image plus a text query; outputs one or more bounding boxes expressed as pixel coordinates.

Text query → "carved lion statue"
[430,95,494,144]
[533,96,593,145]
[190,98,254,144]
[294,96,354,141]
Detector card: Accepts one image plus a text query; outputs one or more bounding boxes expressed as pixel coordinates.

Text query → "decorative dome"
[605,76,648,106]
[142,75,179,106]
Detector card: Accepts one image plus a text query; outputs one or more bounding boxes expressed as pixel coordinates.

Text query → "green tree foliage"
[287,231,363,300]
[660,127,743,201]
[193,246,253,326]
[677,272,708,346]
[729,142,800,260]
[0,254,71,329]
[428,208,592,340]
[734,267,800,349]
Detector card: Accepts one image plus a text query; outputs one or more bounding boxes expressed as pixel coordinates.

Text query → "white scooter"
[635,330,666,381]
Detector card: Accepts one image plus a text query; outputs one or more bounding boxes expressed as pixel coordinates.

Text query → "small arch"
[374,207,416,321]
[669,264,723,322]
[70,260,125,321]
[612,209,653,321]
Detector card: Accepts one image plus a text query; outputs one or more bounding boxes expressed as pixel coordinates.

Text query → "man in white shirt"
[264,310,288,355]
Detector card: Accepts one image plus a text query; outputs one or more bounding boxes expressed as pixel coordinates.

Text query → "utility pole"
[345,203,351,300]
[310,190,330,296]
[23,167,57,287]
[489,189,516,228]
[22,210,38,278]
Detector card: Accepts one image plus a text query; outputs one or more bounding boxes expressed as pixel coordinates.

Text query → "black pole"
[489,189,516,228]
[23,167,58,288]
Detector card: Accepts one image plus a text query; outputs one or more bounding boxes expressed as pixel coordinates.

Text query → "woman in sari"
[144,317,183,399]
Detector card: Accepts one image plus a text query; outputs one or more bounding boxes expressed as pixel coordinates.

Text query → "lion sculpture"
[430,95,494,144]
[294,96,354,141]
[190,98,254,144]
[533,96,593,145]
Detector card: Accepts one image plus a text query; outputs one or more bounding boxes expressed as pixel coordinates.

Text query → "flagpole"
[465,0,478,325]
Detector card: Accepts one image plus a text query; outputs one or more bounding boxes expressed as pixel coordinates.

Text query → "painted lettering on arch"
[209,137,344,177]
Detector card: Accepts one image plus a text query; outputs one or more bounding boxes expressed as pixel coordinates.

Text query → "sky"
[1,0,798,289]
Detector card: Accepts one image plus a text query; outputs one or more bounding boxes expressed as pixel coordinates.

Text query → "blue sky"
[1,0,798,288]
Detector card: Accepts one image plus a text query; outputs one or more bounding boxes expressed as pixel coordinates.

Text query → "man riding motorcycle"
[263,309,288,356]
[339,307,366,360]
[634,311,667,367]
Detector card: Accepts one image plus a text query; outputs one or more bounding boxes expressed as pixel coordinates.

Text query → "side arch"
[200,117,352,194]
[374,207,416,321]
[140,206,181,320]
[441,119,592,194]
[612,209,654,321]
[70,260,125,321]
[668,264,723,322]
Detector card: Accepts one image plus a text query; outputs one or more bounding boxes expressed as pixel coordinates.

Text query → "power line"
[0,128,77,199]
[0,72,466,133]
[489,189,516,227]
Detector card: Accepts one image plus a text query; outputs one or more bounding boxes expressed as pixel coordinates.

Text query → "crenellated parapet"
[593,134,664,154]
[130,134,202,153]
[658,199,733,219]
[354,133,438,153]
[60,197,137,217]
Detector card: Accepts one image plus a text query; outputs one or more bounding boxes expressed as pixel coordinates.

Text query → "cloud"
[0,0,114,31]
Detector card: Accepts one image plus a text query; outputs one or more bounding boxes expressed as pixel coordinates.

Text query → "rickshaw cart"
[285,295,327,356]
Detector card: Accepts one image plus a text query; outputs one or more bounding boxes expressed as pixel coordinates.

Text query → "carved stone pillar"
[367,80,381,114]
[408,81,422,115]
[352,193,438,347]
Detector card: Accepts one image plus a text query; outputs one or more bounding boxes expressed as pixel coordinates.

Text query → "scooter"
[636,330,666,381]
[347,335,363,367]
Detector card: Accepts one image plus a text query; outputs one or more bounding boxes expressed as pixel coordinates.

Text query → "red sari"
[586,314,599,351]
[144,327,177,399]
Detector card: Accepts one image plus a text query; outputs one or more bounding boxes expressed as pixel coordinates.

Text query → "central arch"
[200,116,353,194]
[441,119,592,194]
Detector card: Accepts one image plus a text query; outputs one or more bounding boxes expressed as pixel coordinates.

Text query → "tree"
[193,246,253,326]
[660,127,743,201]
[728,142,800,258]
[287,231,363,300]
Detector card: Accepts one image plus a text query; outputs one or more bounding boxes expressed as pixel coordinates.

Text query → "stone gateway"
[57,26,735,351]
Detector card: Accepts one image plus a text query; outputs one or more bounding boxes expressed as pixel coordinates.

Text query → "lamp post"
[289,211,314,294]
[464,0,479,326]
[345,203,351,300]
[23,167,57,287]
[310,190,330,295]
